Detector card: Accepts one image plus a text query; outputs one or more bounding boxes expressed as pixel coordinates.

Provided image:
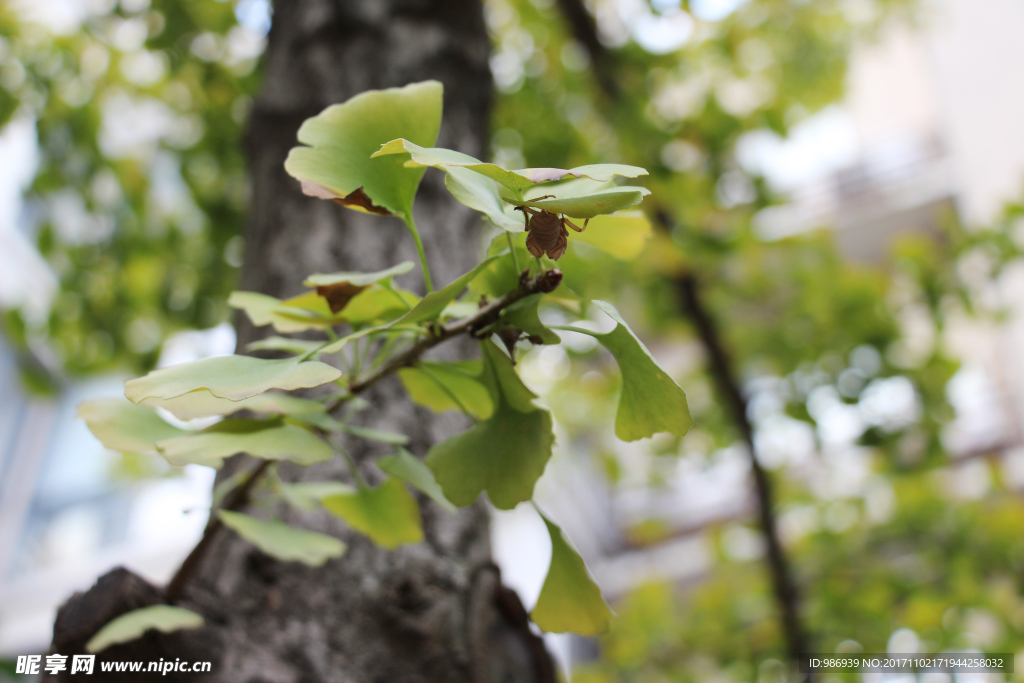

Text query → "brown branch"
[677,272,811,667]
[346,268,563,398]
[164,268,563,603]
[553,0,619,99]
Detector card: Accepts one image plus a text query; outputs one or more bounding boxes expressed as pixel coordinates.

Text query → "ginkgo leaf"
[443,165,523,231]
[246,337,326,355]
[342,286,420,325]
[482,338,540,413]
[468,236,537,299]
[397,256,500,325]
[377,448,457,513]
[425,341,554,510]
[503,187,650,219]
[375,139,647,194]
[279,481,356,511]
[303,262,415,313]
[303,261,414,288]
[86,606,203,653]
[218,510,345,566]
[229,291,346,333]
[141,390,326,421]
[440,299,480,319]
[530,511,612,635]
[155,419,333,468]
[500,294,560,345]
[341,424,409,445]
[319,325,385,355]
[124,355,342,404]
[284,81,442,217]
[398,360,493,419]
[78,398,186,453]
[321,478,424,549]
[562,301,692,441]
[572,211,653,260]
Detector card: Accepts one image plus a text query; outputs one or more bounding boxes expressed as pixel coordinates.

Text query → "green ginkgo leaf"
[246,337,326,355]
[321,478,424,549]
[562,301,692,441]
[482,338,539,413]
[500,294,560,345]
[141,390,326,421]
[86,606,204,653]
[572,211,652,260]
[375,139,647,194]
[377,448,457,513]
[341,424,410,445]
[78,398,186,453]
[303,261,414,288]
[530,511,612,635]
[503,187,650,219]
[229,290,351,333]
[155,419,333,468]
[124,355,342,404]
[397,256,499,325]
[397,360,492,419]
[468,236,539,299]
[284,81,442,217]
[302,262,415,314]
[279,481,356,511]
[425,341,554,510]
[342,286,420,325]
[218,511,345,567]
[443,165,523,231]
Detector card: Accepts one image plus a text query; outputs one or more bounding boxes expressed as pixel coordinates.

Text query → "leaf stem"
[297,338,335,363]
[331,436,368,489]
[351,336,364,375]
[403,213,434,293]
[382,280,414,311]
[506,231,521,273]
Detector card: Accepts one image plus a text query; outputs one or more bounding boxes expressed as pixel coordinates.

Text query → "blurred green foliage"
[0,0,259,383]
[571,468,1024,683]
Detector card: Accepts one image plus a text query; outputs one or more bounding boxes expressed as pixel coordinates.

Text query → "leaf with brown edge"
[298,181,391,216]
[285,82,443,218]
[316,282,368,313]
[304,262,416,314]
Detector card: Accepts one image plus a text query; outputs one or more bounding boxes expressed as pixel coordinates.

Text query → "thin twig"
[677,272,811,667]
[336,267,563,405]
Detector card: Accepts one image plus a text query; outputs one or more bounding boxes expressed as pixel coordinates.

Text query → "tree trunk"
[47,2,555,681]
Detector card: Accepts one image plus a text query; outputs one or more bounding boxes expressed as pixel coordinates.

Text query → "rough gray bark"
[47,1,555,681]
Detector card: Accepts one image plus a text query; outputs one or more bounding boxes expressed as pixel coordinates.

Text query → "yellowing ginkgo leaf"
[530,510,612,635]
[218,510,345,567]
[284,82,442,217]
